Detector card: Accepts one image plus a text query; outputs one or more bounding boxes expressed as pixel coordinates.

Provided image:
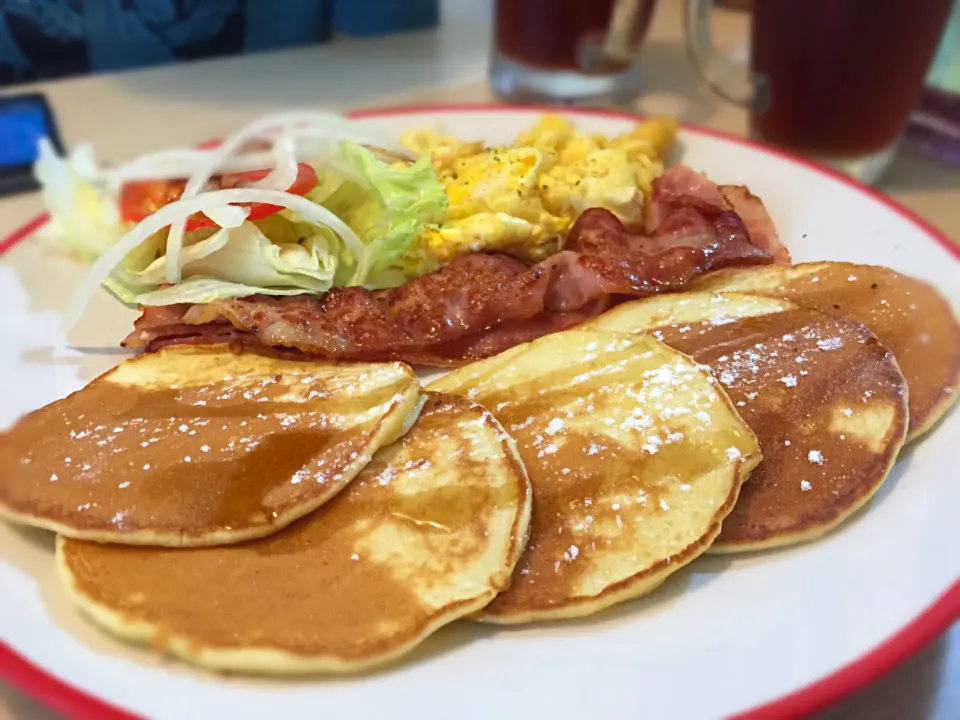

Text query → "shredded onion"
[62,188,365,333]
[202,204,250,228]
[252,131,298,192]
[163,111,409,284]
[109,128,378,185]
[111,149,277,186]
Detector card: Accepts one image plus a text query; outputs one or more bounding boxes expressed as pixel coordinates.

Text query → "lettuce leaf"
[34,140,123,261]
[136,277,315,306]
[126,142,447,299]
[113,222,339,305]
[320,141,447,287]
[44,137,448,308]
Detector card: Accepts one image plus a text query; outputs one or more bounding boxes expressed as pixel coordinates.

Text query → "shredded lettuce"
[42,132,447,317]
[136,277,317,306]
[34,140,123,261]
[320,141,447,286]
[120,223,339,305]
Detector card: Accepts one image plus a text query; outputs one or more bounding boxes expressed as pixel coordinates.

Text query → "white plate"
[1,105,958,720]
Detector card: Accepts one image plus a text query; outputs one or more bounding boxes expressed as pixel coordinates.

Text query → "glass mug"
[685,0,954,183]
[490,0,658,105]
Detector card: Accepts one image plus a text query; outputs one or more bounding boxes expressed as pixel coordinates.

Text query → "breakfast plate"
[1,104,958,719]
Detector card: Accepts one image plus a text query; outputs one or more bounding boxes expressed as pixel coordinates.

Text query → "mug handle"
[684,0,757,107]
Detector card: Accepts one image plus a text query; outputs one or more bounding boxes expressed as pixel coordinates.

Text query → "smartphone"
[0,93,64,197]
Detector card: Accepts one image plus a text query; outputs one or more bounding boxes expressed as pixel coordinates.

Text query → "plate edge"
[0,642,138,720]
[729,579,960,719]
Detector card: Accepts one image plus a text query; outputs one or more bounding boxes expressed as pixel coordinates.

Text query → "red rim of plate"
[0,103,957,720]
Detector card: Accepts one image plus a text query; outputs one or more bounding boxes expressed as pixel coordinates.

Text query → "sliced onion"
[163,111,410,284]
[252,132,298,191]
[202,204,250,228]
[62,188,365,333]
[109,130,362,186]
[111,149,280,186]
[111,149,218,186]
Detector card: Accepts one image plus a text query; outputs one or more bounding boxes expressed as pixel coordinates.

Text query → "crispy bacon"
[396,301,613,366]
[545,204,768,312]
[201,253,548,356]
[645,166,791,264]
[643,165,726,233]
[123,303,238,350]
[719,185,791,263]
[124,176,778,367]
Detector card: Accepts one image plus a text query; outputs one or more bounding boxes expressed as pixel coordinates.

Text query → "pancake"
[586,292,909,551]
[57,393,531,674]
[0,346,422,546]
[692,262,960,441]
[430,330,760,623]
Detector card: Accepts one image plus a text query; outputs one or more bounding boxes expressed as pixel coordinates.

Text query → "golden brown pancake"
[431,330,760,622]
[0,346,421,546]
[692,262,960,441]
[57,393,531,674]
[586,293,909,551]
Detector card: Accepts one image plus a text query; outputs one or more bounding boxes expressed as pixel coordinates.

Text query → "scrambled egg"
[398,114,676,274]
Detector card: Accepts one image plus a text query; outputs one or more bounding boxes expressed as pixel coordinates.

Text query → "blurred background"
[0,0,957,185]
[0,0,442,85]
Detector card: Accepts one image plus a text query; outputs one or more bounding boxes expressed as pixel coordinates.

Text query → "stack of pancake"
[0,261,957,674]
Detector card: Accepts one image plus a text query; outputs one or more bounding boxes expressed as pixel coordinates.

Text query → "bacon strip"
[644,166,791,264]
[643,165,726,234]
[209,253,549,356]
[718,185,791,263]
[123,304,239,350]
[389,301,613,366]
[124,169,779,367]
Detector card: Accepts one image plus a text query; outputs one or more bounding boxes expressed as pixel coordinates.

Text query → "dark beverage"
[495,0,654,73]
[490,0,658,104]
[750,0,953,157]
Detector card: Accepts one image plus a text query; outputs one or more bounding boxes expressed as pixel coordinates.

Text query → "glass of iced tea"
[685,0,953,183]
[490,0,658,105]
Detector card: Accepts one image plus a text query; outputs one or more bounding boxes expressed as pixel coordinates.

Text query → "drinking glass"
[490,0,658,105]
[906,0,960,165]
[685,0,954,183]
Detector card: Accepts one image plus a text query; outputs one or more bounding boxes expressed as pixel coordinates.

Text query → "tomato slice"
[119,163,319,232]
